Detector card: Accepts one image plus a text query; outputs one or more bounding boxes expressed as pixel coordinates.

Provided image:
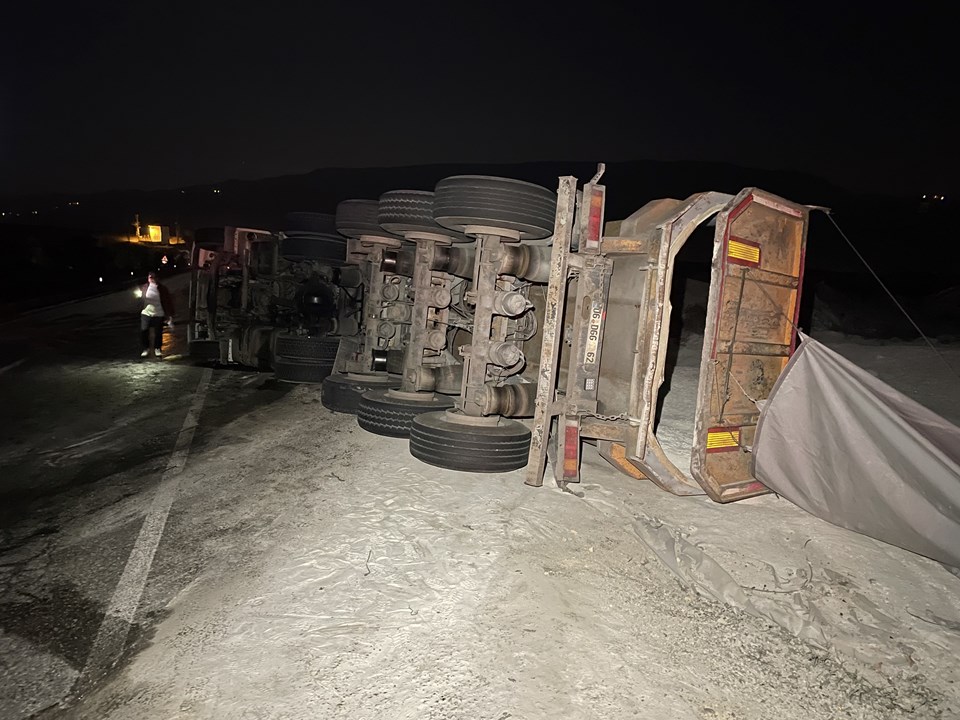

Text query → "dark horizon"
[4,157,957,288]
[0,157,913,234]
[0,154,920,204]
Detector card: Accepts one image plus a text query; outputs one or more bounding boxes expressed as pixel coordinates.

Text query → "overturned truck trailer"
[528,174,808,502]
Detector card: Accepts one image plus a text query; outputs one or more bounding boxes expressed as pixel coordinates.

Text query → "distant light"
[99,276,103,283]
[130,271,134,276]
[135,288,143,298]
[32,210,38,215]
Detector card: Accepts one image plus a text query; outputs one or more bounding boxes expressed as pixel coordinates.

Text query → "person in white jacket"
[140,271,174,358]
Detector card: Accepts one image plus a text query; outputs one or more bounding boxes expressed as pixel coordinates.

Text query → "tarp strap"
[823,212,960,384]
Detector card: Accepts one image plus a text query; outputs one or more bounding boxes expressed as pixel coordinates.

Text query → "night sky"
[2,2,953,197]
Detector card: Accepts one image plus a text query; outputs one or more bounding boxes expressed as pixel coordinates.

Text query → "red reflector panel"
[563,421,580,477]
[585,186,605,251]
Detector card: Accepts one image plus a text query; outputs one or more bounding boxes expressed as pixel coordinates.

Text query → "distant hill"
[1,159,955,278]
[0,159,845,231]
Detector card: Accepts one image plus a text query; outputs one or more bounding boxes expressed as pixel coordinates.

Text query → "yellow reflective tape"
[729,239,758,253]
[706,429,740,448]
[728,239,760,263]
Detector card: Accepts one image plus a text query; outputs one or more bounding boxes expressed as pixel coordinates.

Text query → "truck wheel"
[409,410,531,472]
[357,389,455,438]
[378,190,470,243]
[274,333,340,362]
[335,199,399,240]
[433,176,556,241]
[273,357,335,384]
[321,373,401,414]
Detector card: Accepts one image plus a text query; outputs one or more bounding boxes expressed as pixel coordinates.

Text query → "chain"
[578,411,629,422]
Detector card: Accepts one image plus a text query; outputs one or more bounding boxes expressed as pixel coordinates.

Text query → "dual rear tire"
[409,411,531,473]
[273,334,339,383]
[321,373,400,413]
[357,390,455,438]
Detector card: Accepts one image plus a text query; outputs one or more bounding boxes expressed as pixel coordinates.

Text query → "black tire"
[279,235,347,264]
[386,348,405,375]
[433,176,556,241]
[273,357,335,384]
[378,190,470,243]
[335,199,398,240]
[194,227,224,249]
[357,390,455,438]
[284,212,337,235]
[409,411,531,472]
[321,373,401,414]
[274,334,340,362]
[189,339,221,360]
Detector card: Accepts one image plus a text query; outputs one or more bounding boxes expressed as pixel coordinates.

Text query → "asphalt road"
[0,278,292,717]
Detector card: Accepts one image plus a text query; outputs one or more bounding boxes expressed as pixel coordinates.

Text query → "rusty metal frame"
[614,192,733,495]
[554,252,614,485]
[398,235,457,393]
[690,189,809,502]
[585,189,807,501]
[525,176,579,487]
[459,233,505,415]
[334,238,410,375]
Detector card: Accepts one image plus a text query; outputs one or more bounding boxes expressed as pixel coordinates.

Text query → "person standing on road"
[140,271,175,358]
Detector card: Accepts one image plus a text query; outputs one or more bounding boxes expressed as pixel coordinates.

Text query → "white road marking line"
[0,358,26,375]
[77,367,213,687]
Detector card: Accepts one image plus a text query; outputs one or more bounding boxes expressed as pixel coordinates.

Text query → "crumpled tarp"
[752,334,960,568]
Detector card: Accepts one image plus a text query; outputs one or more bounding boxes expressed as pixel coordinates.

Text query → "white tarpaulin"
[753,334,960,568]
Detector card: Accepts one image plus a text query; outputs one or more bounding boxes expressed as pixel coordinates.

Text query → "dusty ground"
[2,284,959,719]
